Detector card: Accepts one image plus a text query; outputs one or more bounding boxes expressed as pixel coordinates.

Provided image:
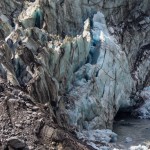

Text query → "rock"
[28,145,34,150]
[108,27,115,34]
[26,120,31,125]
[139,20,146,25]
[27,111,32,114]
[32,106,39,111]
[125,137,132,143]
[15,124,22,129]
[140,88,150,100]
[110,135,117,143]
[26,103,33,108]
[37,113,42,116]
[26,116,31,120]
[6,137,26,149]
[145,17,150,23]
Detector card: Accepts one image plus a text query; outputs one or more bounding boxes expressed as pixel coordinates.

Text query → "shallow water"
[113,118,150,149]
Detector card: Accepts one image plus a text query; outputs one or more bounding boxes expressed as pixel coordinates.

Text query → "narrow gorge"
[0,0,149,149]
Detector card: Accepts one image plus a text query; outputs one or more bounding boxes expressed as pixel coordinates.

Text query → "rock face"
[0,0,149,149]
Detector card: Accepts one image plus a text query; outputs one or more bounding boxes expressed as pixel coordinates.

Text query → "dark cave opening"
[114,110,133,122]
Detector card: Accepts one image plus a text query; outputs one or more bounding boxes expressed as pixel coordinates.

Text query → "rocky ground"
[0,82,95,150]
[0,0,149,150]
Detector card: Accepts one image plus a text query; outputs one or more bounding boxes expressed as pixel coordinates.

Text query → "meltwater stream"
[113,117,150,149]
